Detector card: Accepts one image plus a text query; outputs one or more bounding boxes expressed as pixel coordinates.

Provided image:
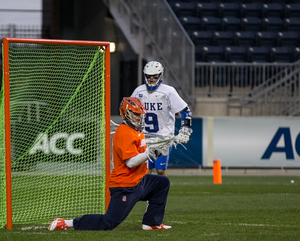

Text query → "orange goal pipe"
[2,37,112,227]
[3,38,13,229]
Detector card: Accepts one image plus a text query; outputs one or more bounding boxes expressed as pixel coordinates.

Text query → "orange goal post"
[0,38,111,229]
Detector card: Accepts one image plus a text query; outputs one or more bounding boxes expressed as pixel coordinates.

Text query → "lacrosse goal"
[0,38,111,229]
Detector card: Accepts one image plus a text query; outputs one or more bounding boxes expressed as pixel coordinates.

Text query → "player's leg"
[73,185,143,230]
[154,147,171,176]
[140,174,170,227]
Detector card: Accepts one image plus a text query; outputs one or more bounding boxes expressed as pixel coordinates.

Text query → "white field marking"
[21,226,48,230]
[169,221,187,224]
[221,223,299,228]
[203,233,220,236]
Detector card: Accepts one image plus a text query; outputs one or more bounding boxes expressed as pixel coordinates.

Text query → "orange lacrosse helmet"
[119,97,147,132]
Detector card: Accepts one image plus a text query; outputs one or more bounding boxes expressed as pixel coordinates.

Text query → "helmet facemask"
[119,97,147,132]
[144,73,163,91]
[143,61,164,92]
[124,109,145,132]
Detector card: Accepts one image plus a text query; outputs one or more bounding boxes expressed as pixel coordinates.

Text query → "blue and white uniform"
[131,83,187,170]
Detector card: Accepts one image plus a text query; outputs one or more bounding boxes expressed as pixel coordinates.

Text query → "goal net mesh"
[0,41,107,227]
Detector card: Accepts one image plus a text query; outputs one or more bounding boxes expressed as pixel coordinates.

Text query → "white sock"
[65,219,74,228]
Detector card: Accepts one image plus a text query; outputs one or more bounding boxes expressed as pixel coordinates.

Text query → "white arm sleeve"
[125,150,149,168]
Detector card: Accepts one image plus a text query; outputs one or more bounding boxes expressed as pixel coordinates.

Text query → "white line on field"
[221,223,299,228]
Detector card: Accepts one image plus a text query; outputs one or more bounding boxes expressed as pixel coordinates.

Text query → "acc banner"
[202,117,300,167]
[169,118,202,168]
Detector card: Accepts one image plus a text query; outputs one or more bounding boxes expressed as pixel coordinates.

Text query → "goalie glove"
[146,141,170,160]
[146,147,162,161]
[175,127,193,144]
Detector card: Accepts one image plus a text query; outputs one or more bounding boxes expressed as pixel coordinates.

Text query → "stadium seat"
[196,3,218,17]
[241,17,262,31]
[256,31,277,47]
[284,4,300,18]
[247,46,270,63]
[202,46,225,62]
[195,46,205,62]
[201,16,222,31]
[213,31,234,46]
[179,16,201,31]
[262,17,283,31]
[224,46,248,63]
[270,46,294,63]
[277,31,299,47]
[169,2,196,17]
[294,47,300,61]
[262,3,284,18]
[218,3,240,18]
[221,16,241,31]
[240,3,262,18]
[283,17,300,32]
[190,31,213,46]
[235,31,256,47]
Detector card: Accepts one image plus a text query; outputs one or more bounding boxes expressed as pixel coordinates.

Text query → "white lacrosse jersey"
[131,84,187,136]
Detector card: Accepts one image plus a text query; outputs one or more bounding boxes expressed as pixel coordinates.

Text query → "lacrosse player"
[131,61,192,176]
[48,97,171,231]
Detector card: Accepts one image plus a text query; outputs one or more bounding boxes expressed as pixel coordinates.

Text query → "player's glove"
[146,147,162,161]
[175,126,193,144]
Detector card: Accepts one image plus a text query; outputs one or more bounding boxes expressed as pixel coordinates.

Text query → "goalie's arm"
[125,147,161,168]
[125,152,148,168]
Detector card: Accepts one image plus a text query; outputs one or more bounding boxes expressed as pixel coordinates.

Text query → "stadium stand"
[196,3,218,17]
[284,3,300,18]
[221,16,241,31]
[218,3,240,18]
[224,46,248,63]
[190,30,214,46]
[241,17,262,31]
[213,31,235,46]
[170,2,196,17]
[247,46,271,63]
[283,17,300,31]
[234,31,256,47]
[168,1,300,64]
[270,46,294,63]
[261,3,284,18]
[240,3,262,18]
[201,16,222,31]
[256,31,277,47]
[262,17,283,31]
[201,46,225,62]
[276,31,299,47]
[179,16,201,31]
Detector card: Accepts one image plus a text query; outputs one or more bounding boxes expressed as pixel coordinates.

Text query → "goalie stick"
[110,120,187,149]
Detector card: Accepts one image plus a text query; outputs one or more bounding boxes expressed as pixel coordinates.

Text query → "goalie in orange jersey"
[48,97,171,231]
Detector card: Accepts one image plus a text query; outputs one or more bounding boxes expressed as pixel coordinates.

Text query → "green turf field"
[0,175,299,241]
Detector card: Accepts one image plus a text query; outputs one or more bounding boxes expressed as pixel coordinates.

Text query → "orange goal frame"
[2,37,111,229]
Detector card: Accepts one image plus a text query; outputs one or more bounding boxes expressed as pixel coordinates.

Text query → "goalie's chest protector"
[132,84,187,136]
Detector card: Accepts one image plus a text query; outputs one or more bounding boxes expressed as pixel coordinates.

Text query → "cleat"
[142,224,171,231]
[48,218,68,231]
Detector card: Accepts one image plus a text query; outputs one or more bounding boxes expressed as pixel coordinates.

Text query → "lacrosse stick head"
[143,61,164,92]
[119,97,147,132]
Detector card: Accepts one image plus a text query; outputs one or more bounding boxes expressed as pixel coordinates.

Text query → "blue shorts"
[148,147,172,170]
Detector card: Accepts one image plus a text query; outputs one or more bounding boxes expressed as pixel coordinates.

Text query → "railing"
[0,24,45,39]
[207,61,300,116]
[108,0,195,108]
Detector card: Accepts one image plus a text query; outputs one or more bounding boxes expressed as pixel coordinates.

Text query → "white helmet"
[143,61,164,91]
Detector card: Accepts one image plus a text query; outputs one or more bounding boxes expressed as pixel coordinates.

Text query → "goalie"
[49,97,171,231]
[131,61,193,176]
